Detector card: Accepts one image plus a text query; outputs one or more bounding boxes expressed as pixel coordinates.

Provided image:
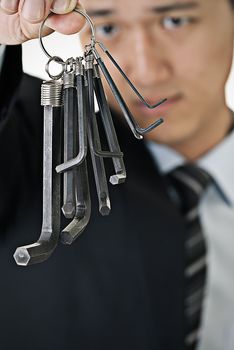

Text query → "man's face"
[80,0,234,157]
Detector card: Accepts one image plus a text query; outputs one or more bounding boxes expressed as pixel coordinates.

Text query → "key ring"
[39,8,96,61]
[45,56,65,80]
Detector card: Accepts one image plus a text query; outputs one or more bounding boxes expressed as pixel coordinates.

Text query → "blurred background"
[22,33,234,110]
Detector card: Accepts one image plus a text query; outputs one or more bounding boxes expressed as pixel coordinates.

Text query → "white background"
[22,34,234,110]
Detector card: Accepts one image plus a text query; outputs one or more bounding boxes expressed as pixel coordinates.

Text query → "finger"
[20,0,53,23]
[51,0,78,14]
[0,0,19,14]
[20,21,54,42]
[47,3,86,35]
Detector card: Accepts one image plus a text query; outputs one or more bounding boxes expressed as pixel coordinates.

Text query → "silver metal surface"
[14,104,61,266]
[56,63,87,173]
[93,64,126,185]
[41,80,63,107]
[97,42,167,110]
[61,160,91,244]
[45,56,65,81]
[62,71,76,218]
[86,57,111,216]
[39,9,96,60]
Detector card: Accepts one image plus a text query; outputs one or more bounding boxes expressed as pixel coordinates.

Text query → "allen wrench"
[14,80,63,266]
[61,159,91,245]
[85,51,111,216]
[61,67,91,244]
[93,64,126,185]
[62,59,77,218]
[92,48,164,139]
[56,57,88,174]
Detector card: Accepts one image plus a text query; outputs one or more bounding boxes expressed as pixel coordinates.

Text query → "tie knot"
[167,164,212,213]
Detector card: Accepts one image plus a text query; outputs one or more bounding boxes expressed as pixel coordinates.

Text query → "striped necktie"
[167,164,212,350]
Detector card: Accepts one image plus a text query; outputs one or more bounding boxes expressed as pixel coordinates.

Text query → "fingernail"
[22,0,44,21]
[76,2,85,12]
[52,0,77,13]
[0,0,19,13]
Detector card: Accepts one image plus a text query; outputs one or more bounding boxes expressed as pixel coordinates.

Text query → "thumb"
[47,2,86,35]
[51,0,82,14]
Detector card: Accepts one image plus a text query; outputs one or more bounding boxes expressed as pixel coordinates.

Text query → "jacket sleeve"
[0,45,6,71]
[0,45,43,232]
[0,45,23,128]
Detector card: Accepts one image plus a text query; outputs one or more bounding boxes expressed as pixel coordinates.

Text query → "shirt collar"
[197,129,234,206]
[146,128,234,207]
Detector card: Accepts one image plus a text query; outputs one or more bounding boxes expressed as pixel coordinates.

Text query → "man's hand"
[0,0,86,45]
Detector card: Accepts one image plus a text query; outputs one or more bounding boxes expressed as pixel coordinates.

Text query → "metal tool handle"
[86,55,111,216]
[56,61,88,174]
[93,64,126,185]
[14,81,63,266]
[62,68,76,218]
[98,42,167,110]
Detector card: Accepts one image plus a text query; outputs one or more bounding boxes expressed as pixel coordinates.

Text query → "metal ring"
[39,8,96,60]
[65,57,75,73]
[45,56,65,80]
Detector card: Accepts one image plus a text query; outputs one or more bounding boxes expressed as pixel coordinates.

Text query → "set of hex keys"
[14,44,165,266]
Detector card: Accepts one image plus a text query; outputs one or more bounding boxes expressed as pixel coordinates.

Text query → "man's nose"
[127,28,172,88]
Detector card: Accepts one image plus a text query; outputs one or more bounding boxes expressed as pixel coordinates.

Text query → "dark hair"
[231,0,234,7]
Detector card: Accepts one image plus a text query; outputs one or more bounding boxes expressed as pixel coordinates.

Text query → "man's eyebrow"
[86,9,115,18]
[152,2,199,13]
[86,2,199,18]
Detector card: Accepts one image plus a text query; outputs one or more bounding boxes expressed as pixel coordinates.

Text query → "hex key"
[61,68,91,245]
[92,48,164,138]
[93,64,126,185]
[60,160,91,245]
[62,70,76,218]
[97,42,167,109]
[14,101,62,266]
[56,59,87,174]
[86,54,111,216]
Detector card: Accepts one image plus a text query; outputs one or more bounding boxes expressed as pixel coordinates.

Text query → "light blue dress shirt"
[147,127,234,350]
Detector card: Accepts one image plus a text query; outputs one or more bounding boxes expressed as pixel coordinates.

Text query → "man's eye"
[95,24,119,39]
[161,16,191,30]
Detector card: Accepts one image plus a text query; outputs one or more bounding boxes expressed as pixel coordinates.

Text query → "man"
[0,1,233,350]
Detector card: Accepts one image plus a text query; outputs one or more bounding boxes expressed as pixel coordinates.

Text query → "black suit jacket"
[0,46,186,350]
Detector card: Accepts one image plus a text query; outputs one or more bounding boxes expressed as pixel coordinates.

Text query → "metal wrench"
[61,66,91,245]
[93,64,126,185]
[56,58,88,174]
[62,60,76,218]
[60,160,91,245]
[86,52,111,216]
[14,80,62,266]
[92,48,164,139]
